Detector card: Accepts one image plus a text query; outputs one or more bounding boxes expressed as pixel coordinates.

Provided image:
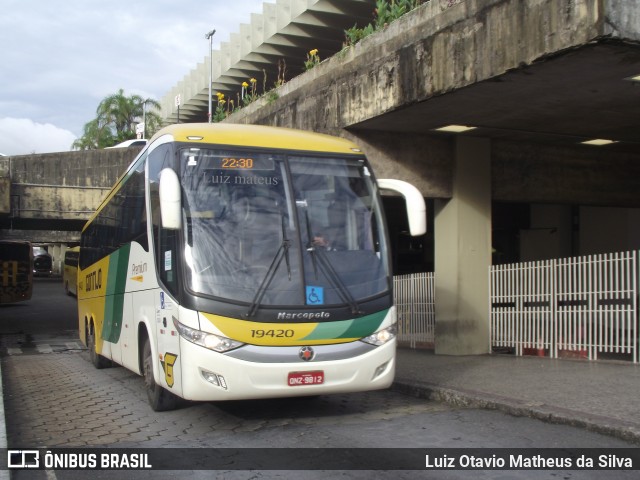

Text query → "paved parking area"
[2,350,447,448]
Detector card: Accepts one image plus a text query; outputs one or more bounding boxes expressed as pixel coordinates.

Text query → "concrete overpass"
[0,149,138,273]
[160,0,377,123]
[2,0,639,355]
[160,0,640,354]
[0,149,139,242]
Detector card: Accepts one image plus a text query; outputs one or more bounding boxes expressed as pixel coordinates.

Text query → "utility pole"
[205,29,216,123]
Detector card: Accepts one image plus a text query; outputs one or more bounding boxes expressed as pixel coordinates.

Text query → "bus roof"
[150,123,363,155]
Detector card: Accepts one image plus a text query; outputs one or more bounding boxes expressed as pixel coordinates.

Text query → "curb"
[392,379,640,446]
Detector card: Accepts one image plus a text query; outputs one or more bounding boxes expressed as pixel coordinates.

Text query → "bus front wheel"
[142,338,178,411]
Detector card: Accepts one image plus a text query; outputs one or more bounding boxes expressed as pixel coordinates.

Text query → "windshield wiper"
[304,211,362,316]
[246,214,291,318]
[281,213,292,281]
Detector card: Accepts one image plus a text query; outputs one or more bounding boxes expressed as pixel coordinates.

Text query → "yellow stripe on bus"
[78,256,110,354]
[200,312,357,346]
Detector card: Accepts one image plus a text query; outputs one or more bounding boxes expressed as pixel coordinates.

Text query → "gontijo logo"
[85,268,102,292]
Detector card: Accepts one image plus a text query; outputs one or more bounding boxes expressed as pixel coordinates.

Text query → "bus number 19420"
[250,329,295,338]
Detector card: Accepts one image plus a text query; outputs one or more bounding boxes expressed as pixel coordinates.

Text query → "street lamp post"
[142,100,147,138]
[205,29,216,123]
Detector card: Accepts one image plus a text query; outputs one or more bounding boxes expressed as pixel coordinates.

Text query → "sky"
[0,0,273,155]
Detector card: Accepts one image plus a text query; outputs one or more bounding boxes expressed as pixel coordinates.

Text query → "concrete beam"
[492,141,640,207]
[0,229,80,244]
[605,0,640,40]
[3,149,135,224]
[347,131,453,198]
[229,0,604,128]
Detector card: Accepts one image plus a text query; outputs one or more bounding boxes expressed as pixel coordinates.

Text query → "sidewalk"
[394,348,640,444]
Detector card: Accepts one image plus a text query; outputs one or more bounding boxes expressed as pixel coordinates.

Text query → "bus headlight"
[173,319,244,353]
[360,325,397,346]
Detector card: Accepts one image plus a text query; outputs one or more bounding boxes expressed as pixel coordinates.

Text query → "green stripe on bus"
[301,309,388,341]
[102,244,131,343]
[339,309,388,339]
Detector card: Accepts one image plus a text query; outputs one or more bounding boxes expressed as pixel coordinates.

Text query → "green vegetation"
[304,49,321,71]
[344,0,425,47]
[72,89,162,150]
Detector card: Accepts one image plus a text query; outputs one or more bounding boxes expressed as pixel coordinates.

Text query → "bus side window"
[120,155,148,251]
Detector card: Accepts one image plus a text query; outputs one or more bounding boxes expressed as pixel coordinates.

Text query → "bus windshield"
[179,147,389,310]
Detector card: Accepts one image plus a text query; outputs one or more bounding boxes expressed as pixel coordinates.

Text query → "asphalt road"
[1,278,637,480]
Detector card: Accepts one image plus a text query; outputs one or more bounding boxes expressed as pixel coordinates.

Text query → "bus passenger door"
[154,290,182,395]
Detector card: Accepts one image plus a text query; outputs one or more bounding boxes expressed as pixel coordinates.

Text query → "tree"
[71,118,115,150]
[72,89,162,150]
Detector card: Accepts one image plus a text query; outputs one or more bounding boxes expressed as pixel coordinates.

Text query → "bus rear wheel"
[142,338,178,412]
[87,322,111,369]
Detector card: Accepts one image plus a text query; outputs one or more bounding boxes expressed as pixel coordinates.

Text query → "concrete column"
[434,137,491,355]
[51,244,63,276]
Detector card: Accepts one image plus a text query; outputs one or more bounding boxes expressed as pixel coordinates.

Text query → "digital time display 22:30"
[216,157,275,170]
[221,157,253,169]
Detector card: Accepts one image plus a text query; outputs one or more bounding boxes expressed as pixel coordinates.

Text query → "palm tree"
[97,89,162,143]
[72,89,162,150]
[71,118,114,150]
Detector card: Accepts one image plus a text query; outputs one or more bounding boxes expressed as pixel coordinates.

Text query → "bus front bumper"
[175,337,396,401]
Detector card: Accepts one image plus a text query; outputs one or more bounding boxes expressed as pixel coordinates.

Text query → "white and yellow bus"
[63,246,80,296]
[78,123,425,411]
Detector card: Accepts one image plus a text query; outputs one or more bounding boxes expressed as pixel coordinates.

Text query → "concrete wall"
[346,132,453,198]
[231,0,603,130]
[493,141,640,208]
[225,0,635,204]
[605,0,640,41]
[3,148,137,221]
[520,205,574,261]
[0,177,9,215]
[580,206,640,255]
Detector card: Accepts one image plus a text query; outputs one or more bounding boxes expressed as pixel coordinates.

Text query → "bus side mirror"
[377,179,426,237]
[159,168,182,230]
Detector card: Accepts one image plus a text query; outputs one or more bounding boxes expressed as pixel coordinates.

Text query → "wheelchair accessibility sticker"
[306,286,324,305]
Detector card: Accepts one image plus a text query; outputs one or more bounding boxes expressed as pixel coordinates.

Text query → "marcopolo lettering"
[277,311,330,320]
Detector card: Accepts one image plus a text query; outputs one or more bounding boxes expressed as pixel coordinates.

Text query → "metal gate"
[394,272,435,348]
[490,251,638,363]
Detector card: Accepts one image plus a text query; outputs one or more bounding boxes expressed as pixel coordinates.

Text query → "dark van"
[33,247,52,276]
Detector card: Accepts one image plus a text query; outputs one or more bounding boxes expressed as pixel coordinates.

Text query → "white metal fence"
[394,272,435,348]
[490,251,638,363]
